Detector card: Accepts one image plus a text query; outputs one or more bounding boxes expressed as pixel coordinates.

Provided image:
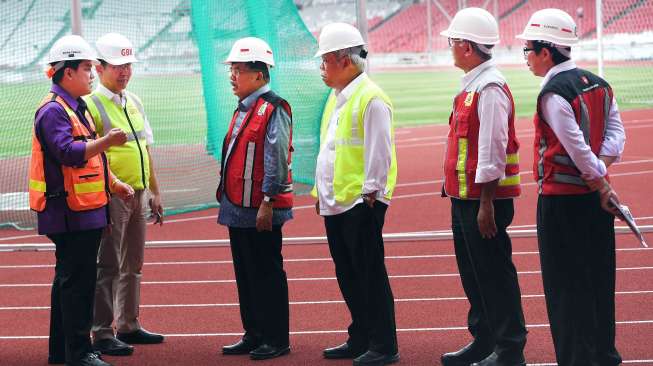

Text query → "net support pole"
[596,0,604,77]
[71,0,82,36]
[426,0,432,63]
[356,0,369,71]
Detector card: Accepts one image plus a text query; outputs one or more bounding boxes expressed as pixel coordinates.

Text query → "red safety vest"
[534,68,613,195]
[444,74,520,200]
[29,93,110,212]
[216,91,293,209]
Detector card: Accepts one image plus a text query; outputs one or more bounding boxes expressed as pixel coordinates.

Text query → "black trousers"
[450,198,527,359]
[324,202,398,354]
[47,228,103,364]
[228,226,289,347]
[537,193,622,366]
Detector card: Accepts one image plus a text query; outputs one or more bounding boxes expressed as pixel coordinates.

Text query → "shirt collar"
[540,59,577,87]
[240,84,271,111]
[51,84,81,111]
[461,59,495,90]
[336,72,367,107]
[95,83,126,107]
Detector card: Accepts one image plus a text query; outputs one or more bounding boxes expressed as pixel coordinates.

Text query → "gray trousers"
[92,190,146,340]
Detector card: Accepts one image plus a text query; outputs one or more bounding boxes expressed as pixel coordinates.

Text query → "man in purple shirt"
[33,35,133,366]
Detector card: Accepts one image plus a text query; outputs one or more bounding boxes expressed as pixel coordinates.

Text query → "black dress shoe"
[116,328,164,344]
[69,352,112,366]
[471,352,525,366]
[222,339,259,355]
[92,337,134,356]
[441,341,493,366]
[323,342,366,359]
[353,350,400,365]
[249,343,290,360]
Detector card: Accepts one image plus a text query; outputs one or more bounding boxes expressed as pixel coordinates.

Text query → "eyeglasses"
[447,37,465,47]
[523,47,536,57]
[228,66,257,77]
[108,63,132,72]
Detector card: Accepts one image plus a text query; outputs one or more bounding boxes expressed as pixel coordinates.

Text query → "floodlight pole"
[596,0,604,77]
[71,0,83,35]
[356,0,370,71]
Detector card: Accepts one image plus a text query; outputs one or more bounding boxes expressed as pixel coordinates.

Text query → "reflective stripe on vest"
[85,91,150,190]
[29,93,109,212]
[311,75,397,204]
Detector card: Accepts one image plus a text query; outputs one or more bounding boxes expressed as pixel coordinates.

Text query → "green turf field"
[1,66,650,158]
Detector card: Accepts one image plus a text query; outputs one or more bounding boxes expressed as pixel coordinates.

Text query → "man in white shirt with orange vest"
[313,23,399,366]
[440,8,527,366]
[517,9,625,366]
[217,37,293,361]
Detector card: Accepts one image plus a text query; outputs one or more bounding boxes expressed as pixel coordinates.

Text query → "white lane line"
[1,166,651,238]
[1,320,652,340]
[3,290,652,311]
[3,246,653,269]
[2,266,652,288]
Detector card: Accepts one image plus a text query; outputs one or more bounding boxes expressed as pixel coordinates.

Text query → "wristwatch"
[263,195,275,203]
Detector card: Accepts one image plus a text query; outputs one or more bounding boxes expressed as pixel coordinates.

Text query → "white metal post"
[356,0,369,71]
[596,0,604,77]
[427,0,433,60]
[71,0,82,35]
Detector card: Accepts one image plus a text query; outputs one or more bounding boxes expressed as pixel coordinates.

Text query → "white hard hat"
[516,8,578,47]
[48,35,98,64]
[96,33,138,65]
[440,7,500,45]
[224,37,275,67]
[314,22,365,58]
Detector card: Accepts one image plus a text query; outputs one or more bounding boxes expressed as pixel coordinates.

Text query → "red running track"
[0,109,652,365]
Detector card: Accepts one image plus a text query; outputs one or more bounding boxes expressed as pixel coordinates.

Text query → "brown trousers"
[92,190,146,340]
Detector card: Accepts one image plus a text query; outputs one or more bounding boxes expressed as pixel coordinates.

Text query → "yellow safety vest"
[84,91,150,190]
[312,75,398,204]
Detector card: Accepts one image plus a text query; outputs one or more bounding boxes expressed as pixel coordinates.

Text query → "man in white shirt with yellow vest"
[84,33,165,356]
[517,9,625,366]
[440,9,527,366]
[313,23,399,366]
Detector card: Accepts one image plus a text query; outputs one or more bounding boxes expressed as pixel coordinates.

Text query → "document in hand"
[610,197,648,248]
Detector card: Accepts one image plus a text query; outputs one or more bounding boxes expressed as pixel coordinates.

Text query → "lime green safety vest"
[84,90,150,190]
[312,75,398,204]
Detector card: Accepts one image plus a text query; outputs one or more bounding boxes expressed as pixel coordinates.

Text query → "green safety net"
[0,0,326,230]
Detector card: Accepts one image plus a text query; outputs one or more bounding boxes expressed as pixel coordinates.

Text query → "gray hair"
[334,45,367,72]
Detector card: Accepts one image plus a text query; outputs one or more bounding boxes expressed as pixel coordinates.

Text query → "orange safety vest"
[444,82,521,200]
[534,68,613,195]
[216,91,293,209]
[29,93,110,212]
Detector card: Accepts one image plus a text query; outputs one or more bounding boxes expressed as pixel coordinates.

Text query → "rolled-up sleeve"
[262,106,292,196]
[35,106,87,167]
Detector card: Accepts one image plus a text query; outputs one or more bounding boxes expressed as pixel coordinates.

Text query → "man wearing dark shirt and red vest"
[216,37,293,361]
[517,9,625,366]
[440,8,527,366]
[31,35,133,366]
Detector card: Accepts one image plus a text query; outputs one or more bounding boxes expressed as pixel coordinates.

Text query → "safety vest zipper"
[123,106,147,189]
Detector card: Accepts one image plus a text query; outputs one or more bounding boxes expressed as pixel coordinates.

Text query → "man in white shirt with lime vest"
[84,33,165,356]
[313,23,399,366]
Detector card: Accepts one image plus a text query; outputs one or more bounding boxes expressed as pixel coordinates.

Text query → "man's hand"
[113,180,134,201]
[149,195,164,225]
[256,201,273,232]
[106,128,128,147]
[477,200,497,239]
[582,174,622,218]
[362,191,377,208]
[315,200,320,215]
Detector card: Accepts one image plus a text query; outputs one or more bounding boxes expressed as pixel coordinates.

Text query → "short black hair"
[51,60,83,85]
[247,61,270,82]
[532,41,570,65]
[470,42,493,61]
